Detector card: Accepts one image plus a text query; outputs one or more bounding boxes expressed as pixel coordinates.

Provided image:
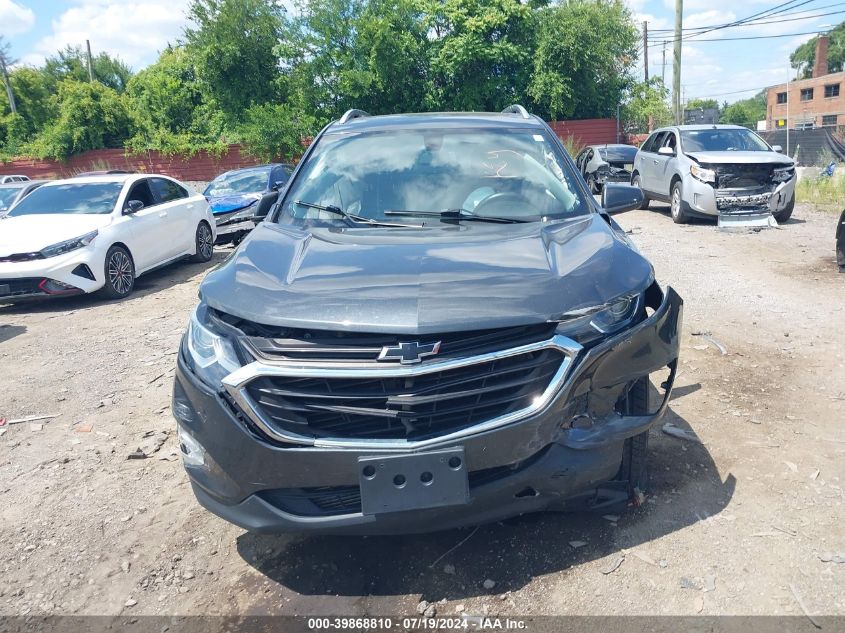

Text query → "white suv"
[632,125,796,224]
[0,174,215,301]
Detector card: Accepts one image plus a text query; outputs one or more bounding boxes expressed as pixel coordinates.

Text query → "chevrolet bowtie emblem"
[377,340,442,364]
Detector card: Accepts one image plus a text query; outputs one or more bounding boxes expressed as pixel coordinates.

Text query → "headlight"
[185,304,241,387]
[40,230,98,258]
[772,166,795,183]
[556,294,642,343]
[690,164,716,184]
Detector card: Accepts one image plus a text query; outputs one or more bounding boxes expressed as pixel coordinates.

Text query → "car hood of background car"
[199,214,655,334]
[0,214,112,255]
[207,193,261,215]
[685,151,794,165]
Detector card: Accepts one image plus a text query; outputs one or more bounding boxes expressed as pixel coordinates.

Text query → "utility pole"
[0,37,16,114]
[662,41,667,85]
[643,21,649,83]
[86,39,94,82]
[673,0,683,124]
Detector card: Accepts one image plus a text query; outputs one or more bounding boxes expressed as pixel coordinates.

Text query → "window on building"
[800,88,814,101]
[822,114,838,126]
[776,92,787,104]
[824,84,840,98]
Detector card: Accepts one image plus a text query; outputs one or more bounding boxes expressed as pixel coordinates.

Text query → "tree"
[29,80,134,159]
[184,0,286,122]
[238,102,315,161]
[529,0,638,120]
[791,23,845,78]
[720,91,766,129]
[686,98,718,111]
[43,45,133,92]
[424,0,533,112]
[125,47,225,154]
[622,78,672,134]
[0,67,57,138]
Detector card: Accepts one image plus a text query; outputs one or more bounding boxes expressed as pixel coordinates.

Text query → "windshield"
[204,168,270,197]
[277,127,586,225]
[0,185,25,209]
[680,129,771,152]
[7,182,123,216]
[599,146,638,163]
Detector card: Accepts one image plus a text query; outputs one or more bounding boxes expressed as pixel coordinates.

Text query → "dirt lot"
[1,202,843,620]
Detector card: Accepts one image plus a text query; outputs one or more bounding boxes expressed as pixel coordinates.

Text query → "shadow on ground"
[236,396,734,602]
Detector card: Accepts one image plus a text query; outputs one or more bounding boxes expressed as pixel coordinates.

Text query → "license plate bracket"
[358,447,469,515]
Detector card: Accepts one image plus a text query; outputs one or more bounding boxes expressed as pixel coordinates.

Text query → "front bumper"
[172,285,683,534]
[682,173,796,217]
[0,249,102,300]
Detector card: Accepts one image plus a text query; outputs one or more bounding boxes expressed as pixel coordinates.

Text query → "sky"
[0,0,840,104]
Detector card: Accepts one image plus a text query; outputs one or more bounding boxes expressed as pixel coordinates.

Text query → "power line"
[652,28,834,44]
[684,0,818,41]
[647,7,845,35]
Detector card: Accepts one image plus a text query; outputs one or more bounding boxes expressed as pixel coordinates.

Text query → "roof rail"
[501,104,530,120]
[338,109,371,124]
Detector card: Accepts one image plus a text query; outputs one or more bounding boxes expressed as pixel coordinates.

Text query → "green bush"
[238,103,317,162]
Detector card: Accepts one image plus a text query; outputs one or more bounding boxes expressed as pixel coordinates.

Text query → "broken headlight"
[185,303,241,387]
[690,164,716,184]
[555,293,642,344]
[772,166,795,183]
[40,230,98,258]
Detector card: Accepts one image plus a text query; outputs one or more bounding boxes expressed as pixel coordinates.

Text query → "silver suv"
[632,125,796,224]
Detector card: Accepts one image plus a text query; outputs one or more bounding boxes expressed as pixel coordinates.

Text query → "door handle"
[653,159,658,165]
[159,211,168,217]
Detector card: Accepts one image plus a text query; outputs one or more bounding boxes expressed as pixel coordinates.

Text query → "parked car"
[0,180,51,217]
[0,175,30,184]
[203,164,293,245]
[0,174,215,301]
[173,105,683,535]
[837,209,845,272]
[575,144,639,194]
[632,124,796,224]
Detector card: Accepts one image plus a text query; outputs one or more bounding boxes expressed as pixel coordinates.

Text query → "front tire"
[102,245,135,299]
[773,192,795,223]
[631,174,650,209]
[670,180,689,224]
[191,222,214,263]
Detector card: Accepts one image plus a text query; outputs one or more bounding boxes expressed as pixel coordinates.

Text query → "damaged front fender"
[558,283,683,449]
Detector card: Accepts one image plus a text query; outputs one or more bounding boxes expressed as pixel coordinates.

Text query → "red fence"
[0,118,623,181]
[547,119,620,147]
[0,145,266,182]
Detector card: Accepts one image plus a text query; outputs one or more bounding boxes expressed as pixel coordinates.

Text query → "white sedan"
[0,174,216,301]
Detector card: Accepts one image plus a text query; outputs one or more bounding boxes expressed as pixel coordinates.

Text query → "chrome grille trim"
[221,334,581,450]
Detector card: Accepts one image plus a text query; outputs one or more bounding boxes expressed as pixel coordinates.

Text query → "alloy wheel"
[108,251,133,295]
[198,224,213,259]
[671,188,680,217]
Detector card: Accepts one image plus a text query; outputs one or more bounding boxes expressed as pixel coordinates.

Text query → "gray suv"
[632,125,796,224]
[172,107,682,534]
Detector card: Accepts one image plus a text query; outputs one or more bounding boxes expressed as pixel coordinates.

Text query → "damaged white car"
[632,125,796,226]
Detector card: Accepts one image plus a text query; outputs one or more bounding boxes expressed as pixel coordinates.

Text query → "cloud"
[0,0,35,36]
[30,0,192,69]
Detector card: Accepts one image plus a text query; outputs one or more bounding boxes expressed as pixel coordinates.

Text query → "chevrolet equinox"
[173,106,683,534]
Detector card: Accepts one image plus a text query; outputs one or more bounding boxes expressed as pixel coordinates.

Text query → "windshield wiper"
[384,208,531,223]
[293,200,420,228]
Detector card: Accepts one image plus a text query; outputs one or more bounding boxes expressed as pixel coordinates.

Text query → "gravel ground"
[0,202,843,620]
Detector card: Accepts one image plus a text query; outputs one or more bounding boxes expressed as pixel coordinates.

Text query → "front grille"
[0,252,43,263]
[235,322,557,364]
[0,277,44,297]
[712,163,790,189]
[244,348,565,441]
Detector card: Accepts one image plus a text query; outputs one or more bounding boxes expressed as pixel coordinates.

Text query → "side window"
[663,133,677,152]
[641,133,658,153]
[125,179,157,209]
[150,177,188,203]
[270,166,289,187]
[575,150,587,171]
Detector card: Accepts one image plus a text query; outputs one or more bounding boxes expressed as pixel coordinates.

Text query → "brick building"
[766,35,845,131]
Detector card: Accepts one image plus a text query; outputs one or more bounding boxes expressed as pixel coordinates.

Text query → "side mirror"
[601,183,644,215]
[657,146,675,156]
[124,199,144,214]
[271,180,286,192]
[772,145,783,153]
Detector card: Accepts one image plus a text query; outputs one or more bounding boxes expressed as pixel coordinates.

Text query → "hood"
[207,193,261,215]
[200,214,654,334]
[686,151,793,165]
[0,214,112,256]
